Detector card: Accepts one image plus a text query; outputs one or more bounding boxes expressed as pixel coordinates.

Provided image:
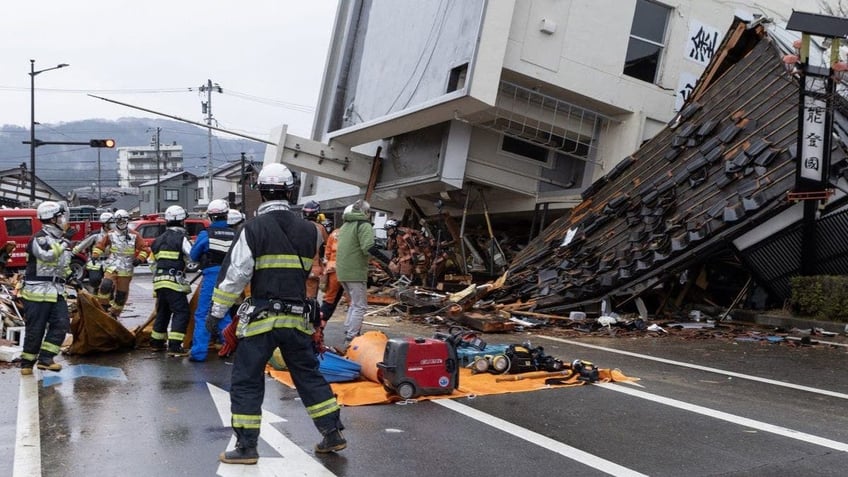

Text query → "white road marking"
[207,383,335,477]
[598,382,848,452]
[434,399,648,477]
[538,335,848,400]
[14,373,41,477]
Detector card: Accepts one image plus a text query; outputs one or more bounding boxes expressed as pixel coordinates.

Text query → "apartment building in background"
[116,140,184,188]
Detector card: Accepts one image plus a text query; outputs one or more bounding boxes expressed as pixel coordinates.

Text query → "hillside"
[0,118,267,194]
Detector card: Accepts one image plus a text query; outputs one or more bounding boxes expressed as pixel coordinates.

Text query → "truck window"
[5,218,33,237]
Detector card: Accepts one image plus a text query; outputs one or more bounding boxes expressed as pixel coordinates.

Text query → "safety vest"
[151,228,189,293]
[201,225,236,269]
[249,211,315,302]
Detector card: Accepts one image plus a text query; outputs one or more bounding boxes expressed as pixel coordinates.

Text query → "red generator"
[376,337,459,399]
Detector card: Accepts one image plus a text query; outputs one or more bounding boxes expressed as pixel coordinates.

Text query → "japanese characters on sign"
[686,21,722,66]
[675,72,698,111]
[799,75,827,183]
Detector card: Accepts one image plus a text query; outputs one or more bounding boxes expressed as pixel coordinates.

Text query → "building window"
[165,189,179,201]
[196,188,204,201]
[623,0,670,83]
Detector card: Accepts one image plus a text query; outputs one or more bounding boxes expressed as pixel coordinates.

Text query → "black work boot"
[150,339,166,352]
[219,445,259,465]
[315,429,347,453]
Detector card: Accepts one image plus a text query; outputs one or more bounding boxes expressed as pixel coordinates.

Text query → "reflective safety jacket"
[190,220,235,272]
[22,224,71,302]
[323,228,339,273]
[73,227,112,271]
[150,226,193,293]
[210,201,317,335]
[92,228,149,277]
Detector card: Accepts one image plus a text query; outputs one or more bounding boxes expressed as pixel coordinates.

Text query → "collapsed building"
[491,17,848,318]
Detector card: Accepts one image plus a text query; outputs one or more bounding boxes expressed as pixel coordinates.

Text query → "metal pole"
[29,60,35,204]
[155,127,161,213]
[97,148,102,208]
[207,79,213,200]
[240,152,246,213]
[27,60,69,204]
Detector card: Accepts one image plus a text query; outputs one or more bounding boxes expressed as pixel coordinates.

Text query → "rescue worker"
[319,221,344,321]
[72,211,114,293]
[188,199,235,362]
[227,209,245,228]
[384,219,425,284]
[217,208,247,359]
[19,201,73,374]
[92,209,149,318]
[149,205,194,356]
[301,200,327,299]
[336,199,386,349]
[208,163,345,464]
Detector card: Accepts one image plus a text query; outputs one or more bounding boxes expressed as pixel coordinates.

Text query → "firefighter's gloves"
[206,313,223,335]
[63,227,78,240]
[132,257,142,267]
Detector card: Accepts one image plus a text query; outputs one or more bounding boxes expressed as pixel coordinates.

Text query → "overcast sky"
[0,0,338,140]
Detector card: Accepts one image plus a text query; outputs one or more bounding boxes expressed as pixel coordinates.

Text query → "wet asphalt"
[2,267,848,476]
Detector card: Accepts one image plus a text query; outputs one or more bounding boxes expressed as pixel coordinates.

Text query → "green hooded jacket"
[335,209,375,282]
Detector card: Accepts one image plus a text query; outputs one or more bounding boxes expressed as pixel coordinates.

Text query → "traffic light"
[89,139,116,148]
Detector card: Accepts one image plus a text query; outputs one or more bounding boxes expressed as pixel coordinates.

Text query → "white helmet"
[207,199,229,218]
[113,209,130,230]
[227,209,245,226]
[164,205,187,223]
[99,212,114,224]
[385,219,399,229]
[257,163,297,194]
[37,201,63,221]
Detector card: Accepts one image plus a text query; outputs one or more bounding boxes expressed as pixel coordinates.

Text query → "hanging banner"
[798,73,830,185]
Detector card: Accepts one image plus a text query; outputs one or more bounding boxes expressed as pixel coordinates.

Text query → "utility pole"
[97,148,102,208]
[155,127,161,213]
[240,152,247,213]
[199,79,222,201]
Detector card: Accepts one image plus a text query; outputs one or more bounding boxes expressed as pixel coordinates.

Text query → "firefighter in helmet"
[209,163,345,464]
[92,209,149,318]
[19,201,74,374]
[189,199,236,362]
[73,211,114,293]
[148,205,194,356]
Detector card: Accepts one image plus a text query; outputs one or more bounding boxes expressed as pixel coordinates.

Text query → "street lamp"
[30,59,69,203]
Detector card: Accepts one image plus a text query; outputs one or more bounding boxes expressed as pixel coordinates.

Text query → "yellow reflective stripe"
[168,331,185,341]
[231,414,261,429]
[242,313,311,337]
[21,351,37,361]
[21,290,58,302]
[154,250,179,260]
[153,280,190,293]
[255,254,303,270]
[306,397,340,419]
[50,242,64,258]
[137,251,149,259]
[151,330,167,340]
[41,341,60,354]
[212,288,239,307]
[92,247,104,256]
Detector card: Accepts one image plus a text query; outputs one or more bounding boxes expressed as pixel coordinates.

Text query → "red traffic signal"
[89,139,116,148]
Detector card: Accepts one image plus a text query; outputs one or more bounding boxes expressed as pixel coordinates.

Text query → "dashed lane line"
[14,374,41,477]
[435,399,649,477]
[538,335,848,400]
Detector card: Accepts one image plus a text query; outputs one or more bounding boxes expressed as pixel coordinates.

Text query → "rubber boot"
[36,358,62,372]
[315,429,347,453]
[219,445,259,465]
[20,360,35,376]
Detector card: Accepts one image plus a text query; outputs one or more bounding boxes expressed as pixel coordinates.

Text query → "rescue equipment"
[377,337,459,399]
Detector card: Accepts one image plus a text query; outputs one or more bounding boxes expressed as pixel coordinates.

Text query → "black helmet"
[302,200,320,220]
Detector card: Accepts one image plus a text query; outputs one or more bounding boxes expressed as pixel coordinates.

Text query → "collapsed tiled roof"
[497,19,848,314]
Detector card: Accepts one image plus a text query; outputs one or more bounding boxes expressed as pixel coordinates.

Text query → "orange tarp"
[268,366,638,406]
